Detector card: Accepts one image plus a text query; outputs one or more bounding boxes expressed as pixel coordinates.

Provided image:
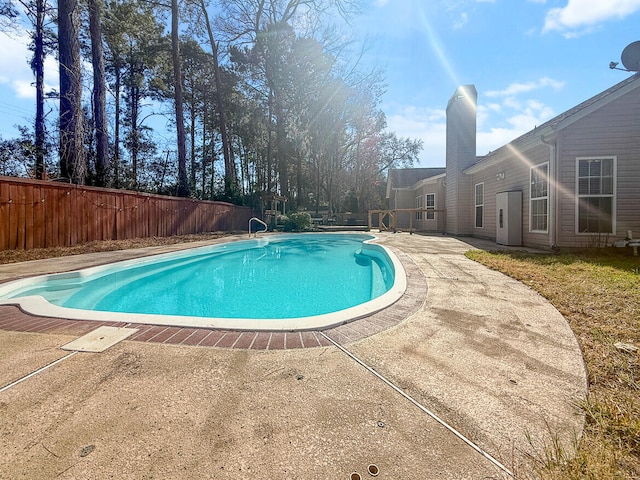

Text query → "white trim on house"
[530,162,549,233]
[425,193,435,220]
[474,182,484,229]
[575,156,617,235]
[411,173,446,189]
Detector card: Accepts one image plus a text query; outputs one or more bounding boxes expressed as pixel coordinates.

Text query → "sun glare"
[418,7,460,88]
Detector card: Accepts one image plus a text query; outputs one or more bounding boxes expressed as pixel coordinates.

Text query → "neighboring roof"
[466,72,640,173]
[388,168,447,189]
[386,168,447,198]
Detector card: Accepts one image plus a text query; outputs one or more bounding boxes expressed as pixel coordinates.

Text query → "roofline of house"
[464,126,555,174]
[387,173,446,194]
[465,72,640,175]
[411,173,446,189]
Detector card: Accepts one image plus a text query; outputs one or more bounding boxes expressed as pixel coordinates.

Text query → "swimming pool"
[0,233,406,331]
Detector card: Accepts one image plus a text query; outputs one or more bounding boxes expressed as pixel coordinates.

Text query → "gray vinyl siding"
[389,181,446,231]
[556,90,640,247]
[468,144,551,248]
[391,189,414,211]
[415,182,446,232]
[388,77,640,249]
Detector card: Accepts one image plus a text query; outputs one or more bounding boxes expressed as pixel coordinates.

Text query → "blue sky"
[354,0,640,166]
[1,0,640,168]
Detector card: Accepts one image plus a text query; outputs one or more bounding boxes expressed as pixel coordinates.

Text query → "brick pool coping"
[0,247,426,350]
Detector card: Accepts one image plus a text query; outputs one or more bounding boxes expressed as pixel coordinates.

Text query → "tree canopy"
[0,0,423,214]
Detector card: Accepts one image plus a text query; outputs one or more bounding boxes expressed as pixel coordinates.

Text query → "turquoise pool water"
[0,234,396,321]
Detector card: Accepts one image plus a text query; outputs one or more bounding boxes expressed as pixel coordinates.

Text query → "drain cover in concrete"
[61,326,139,352]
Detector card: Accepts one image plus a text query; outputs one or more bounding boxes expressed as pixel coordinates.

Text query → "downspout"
[541,135,558,249]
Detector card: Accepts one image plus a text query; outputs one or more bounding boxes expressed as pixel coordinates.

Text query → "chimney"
[445,85,477,236]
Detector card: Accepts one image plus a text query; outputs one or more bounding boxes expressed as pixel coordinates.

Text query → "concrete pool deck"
[0,232,588,479]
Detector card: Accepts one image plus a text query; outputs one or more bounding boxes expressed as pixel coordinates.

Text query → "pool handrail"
[249,217,268,237]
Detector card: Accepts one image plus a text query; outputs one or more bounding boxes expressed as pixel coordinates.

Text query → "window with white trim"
[425,193,435,220]
[530,163,548,233]
[415,194,423,220]
[576,157,615,234]
[475,183,484,228]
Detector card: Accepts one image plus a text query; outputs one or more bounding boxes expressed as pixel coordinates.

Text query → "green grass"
[466,249,640,479]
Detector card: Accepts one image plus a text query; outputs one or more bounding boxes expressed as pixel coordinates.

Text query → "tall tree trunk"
[199,0,236,194]
[32,0,45,179]
[113,65,121,188]
[171,0,189,197]
[189,94,196,193]
[58,0,85,183]
[201,108,207,197]
[131,85,139,190]
[274,98,288,197]
[296,149,302,208]
[267,90,273,192]
[88,0,109,187]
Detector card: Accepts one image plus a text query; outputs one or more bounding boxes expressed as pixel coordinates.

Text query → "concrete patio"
[0,232,587,479]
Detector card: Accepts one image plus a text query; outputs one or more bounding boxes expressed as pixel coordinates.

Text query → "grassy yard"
[466,249,640,479]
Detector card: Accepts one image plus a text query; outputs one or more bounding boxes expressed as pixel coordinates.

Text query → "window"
[475,183,484,228]
[415,194,423,220]
[576,157,615,234]
[425,194,435,220]
[530,163,548,233]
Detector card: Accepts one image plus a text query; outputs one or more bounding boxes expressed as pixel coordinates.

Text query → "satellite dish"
[621,41,640,71]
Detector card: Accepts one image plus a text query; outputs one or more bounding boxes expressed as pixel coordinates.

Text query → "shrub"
[282,212,311,232]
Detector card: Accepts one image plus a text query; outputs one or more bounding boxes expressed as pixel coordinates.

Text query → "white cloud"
[385,106,447,166]
[453,12,469,29]
[0,31,58,100]
[485,77,565,97]
[374,0,389,6]
[543,0,640,35]
[0,32,32,87]
[477,98,555,154]
[385,86,559,166]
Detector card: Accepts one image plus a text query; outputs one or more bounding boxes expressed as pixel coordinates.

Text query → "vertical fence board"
[58,188,68,246]
[7,184,19,249]
[149,198,158,237]
[24,184,34,250]
[93,192,102,241]
[102,192,112,240]
[0,181,8,250]
[85,190,95,242]
[17,184,27,249]
[44,187,55,247]
[122,195,132,239]
[142,196,149,238]
[115,193,125,240]
[32,185,45,248]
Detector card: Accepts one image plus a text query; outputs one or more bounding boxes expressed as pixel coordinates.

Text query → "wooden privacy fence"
[0,176,255,250]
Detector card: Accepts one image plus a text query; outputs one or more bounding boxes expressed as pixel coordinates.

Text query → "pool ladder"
[249,217,268,237]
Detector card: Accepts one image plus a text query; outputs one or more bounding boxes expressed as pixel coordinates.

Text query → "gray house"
[387,74,640,249]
